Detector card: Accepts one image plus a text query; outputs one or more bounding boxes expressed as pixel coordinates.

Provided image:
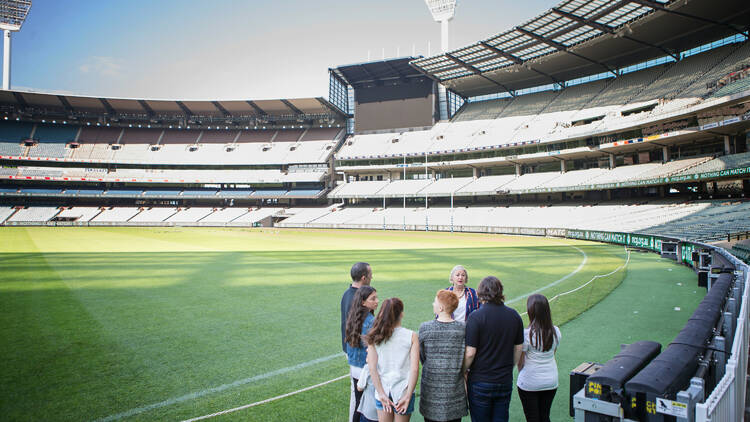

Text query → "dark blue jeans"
[467,380,513,422]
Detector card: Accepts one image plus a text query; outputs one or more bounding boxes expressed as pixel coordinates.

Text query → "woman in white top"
[516,294,561,422]
[365,297,420,422]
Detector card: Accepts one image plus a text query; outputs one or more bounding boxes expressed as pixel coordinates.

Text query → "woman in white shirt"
[516,294,561,422]
[365,298,420,422]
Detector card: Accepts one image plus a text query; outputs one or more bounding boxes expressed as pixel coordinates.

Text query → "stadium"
[1,0,750,421]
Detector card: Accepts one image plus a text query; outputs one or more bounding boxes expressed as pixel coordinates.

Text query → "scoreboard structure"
[330,57,442,133]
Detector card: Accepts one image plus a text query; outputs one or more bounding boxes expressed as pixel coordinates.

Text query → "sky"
[6,0,559,100]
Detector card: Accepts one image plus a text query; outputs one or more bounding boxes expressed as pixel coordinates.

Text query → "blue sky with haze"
[8,0,558,100]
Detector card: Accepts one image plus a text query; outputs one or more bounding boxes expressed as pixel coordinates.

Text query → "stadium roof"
[0,90,347,120]
[330,57,426,88]
[410,0,750,97]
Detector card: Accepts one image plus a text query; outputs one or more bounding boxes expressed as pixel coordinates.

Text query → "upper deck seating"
[418,177,474,195]
[0,121,33,142]
[34,124,77,143]
[455,174,516,196]
[328,180,389,198]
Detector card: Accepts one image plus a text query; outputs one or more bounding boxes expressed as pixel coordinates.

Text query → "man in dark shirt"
[340,262,373,422]
[463,276,523,422]
[341,262,373,352]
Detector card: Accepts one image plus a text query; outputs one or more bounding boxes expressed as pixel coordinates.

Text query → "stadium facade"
[0,0,747,233]
[2,0,750,419]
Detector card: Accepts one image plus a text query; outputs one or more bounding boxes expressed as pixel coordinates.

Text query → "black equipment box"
[569,361,602,417]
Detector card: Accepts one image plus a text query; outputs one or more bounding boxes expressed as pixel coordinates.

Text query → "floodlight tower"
[424,0,456,121]
[0,0,31,90]
[424,0,456,53]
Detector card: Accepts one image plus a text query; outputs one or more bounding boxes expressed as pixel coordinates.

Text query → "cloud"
[79,56,123,78]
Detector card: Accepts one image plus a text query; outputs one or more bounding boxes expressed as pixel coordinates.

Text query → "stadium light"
[424,0,456,52]
[0,0,31,90]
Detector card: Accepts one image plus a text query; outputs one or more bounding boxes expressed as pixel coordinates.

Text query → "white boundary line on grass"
[180,374,349,422]
[520,246,631,317]
[507,245,587,305]
[95,353,342,422]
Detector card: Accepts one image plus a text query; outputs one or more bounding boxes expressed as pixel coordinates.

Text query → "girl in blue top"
[345,286,379,422]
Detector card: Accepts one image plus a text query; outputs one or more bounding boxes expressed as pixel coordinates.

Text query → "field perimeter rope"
[180,245,632,421]
[521,245,631,316]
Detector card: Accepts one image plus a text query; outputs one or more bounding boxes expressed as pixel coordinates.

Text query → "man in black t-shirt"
[463,276,523,422]
[340,262,373,422]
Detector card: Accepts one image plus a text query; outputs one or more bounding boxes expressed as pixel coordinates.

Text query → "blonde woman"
[444,265,479,322]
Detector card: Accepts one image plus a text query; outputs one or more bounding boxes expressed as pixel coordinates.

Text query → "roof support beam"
[175,101,193,117]
[546,0,631,41]
[629,0,748,37]
[12,92,26,107]
[280,99,304,116]
[445,53,514,94]
[98,98,115,115]
[137,100,154,117]
[357,64,378,81]
[56,96,74,113]
[246,100,267,116]
[551,8,679,60]
[516,27,617,76]
[478,41,523,65]
[382,60,407,80]
[478,40,564,85]
[211,101,231,117]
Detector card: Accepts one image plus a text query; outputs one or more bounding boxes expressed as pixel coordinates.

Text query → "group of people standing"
[340,263,562,422]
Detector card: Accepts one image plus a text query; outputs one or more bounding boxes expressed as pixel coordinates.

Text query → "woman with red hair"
[418,290,468,422]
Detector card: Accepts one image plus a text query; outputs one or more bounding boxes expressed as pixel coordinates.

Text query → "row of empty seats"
[0,206,284,224]
[0,140,339,165]
[276,200,750,242]
[3,199,748,241]
[1,166,327,183]
[0,125,343,165]
[0,124,341,144]
[330,156,711,198]
[0,187,324,198]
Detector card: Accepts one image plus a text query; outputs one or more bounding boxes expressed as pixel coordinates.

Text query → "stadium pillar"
[724,136,731,155]
[609,154,615,169]
[3,30,10,90]
[515,164,521,176]
[472,167,478,178]
[662,146,669,162]
[560,160,566,173]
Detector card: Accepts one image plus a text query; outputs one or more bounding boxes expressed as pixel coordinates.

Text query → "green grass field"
[0,227,701,421]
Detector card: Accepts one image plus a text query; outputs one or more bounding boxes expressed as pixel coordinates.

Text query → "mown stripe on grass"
[94,353,343,422]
